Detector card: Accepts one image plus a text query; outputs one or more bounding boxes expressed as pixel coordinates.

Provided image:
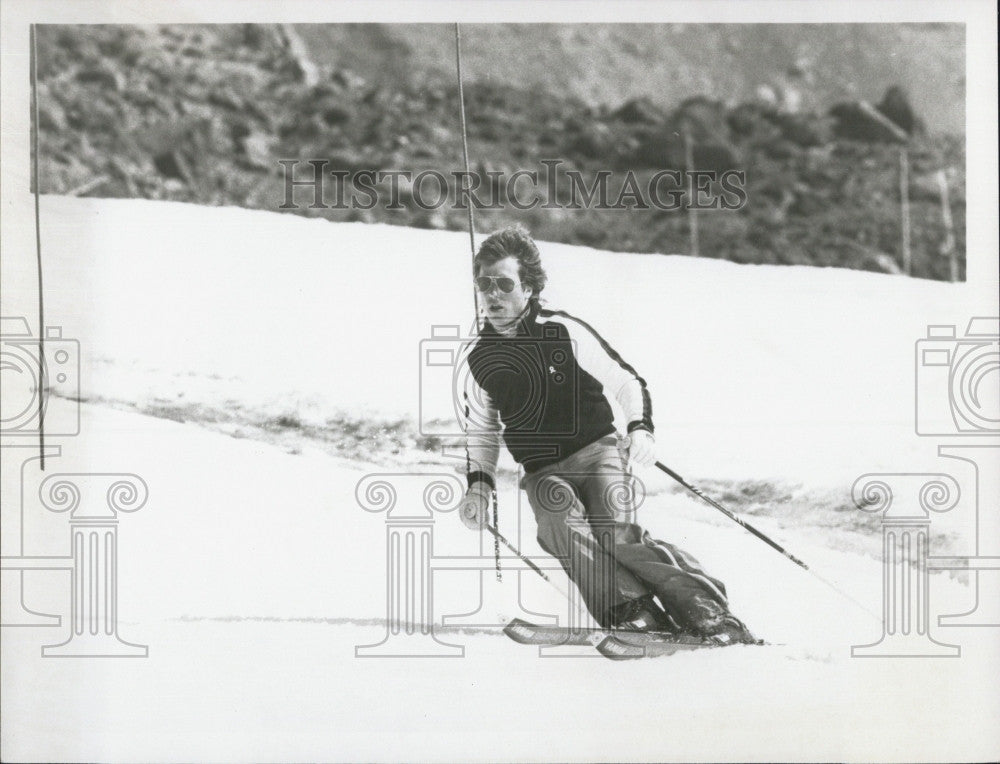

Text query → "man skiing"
[458,225,756,644]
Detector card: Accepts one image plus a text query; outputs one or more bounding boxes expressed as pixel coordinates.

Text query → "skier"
[458,225,756,644]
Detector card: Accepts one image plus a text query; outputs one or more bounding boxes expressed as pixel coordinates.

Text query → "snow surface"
[2,196,999,762]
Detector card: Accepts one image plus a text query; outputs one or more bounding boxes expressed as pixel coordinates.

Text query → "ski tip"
[600,632,772,658]
[502,618,540,645]
[596,635,646,660]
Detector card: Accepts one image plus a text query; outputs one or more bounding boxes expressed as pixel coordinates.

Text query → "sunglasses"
[475,276,522,294]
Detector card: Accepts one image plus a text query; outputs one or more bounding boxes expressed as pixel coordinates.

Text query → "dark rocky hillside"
[34,24,965,280]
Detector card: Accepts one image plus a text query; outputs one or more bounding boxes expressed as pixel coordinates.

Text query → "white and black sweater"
[464,301,653,488]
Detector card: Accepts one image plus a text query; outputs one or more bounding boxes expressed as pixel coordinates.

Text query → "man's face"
[476,256,533,332]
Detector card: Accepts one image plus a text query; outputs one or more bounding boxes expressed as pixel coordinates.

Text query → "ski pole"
[654,461,808,569]
[482,522,571,601]
[653,460,882,624]
[483,522,550,582]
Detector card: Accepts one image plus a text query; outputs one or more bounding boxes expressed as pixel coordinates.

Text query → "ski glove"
[459,482,492,530]
[627,429,656,468]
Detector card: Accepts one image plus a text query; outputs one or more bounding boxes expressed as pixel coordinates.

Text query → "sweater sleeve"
[463,366,502,490]
[559,316,653,434]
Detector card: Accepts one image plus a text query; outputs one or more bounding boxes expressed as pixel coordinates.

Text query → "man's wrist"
[627,421,654,435]
[467,470,496,491]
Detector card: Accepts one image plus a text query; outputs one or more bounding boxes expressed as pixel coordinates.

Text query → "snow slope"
[2,399,997,763]
[2,197,999,762]
[3,195,985,485]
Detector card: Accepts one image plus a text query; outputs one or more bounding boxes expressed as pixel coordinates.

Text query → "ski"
[504,618,611,647]
[504,618,710,648]
[503,618,766,660]
[595,634,721,660]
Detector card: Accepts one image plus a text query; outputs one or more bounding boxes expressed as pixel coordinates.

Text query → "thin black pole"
[655,461,808,569]
[483,522,564,591]
[490,489,501,582]
[654,460,882,623]
[455,23,500,579]
[30,24,46,471]
[454,23,479,319]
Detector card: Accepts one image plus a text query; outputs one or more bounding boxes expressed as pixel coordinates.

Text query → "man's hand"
[459,482,492,530]
[627,429,656,468]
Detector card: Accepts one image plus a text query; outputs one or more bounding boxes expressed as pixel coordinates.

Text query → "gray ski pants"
[520,436,728,627]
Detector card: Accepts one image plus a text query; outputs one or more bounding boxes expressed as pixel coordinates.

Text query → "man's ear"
[522,283,533,300]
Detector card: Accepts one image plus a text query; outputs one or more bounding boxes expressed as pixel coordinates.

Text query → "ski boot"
[677,594,760,645]
[609,594,674,633]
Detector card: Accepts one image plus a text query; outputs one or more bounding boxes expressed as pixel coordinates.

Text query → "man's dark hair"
[474,225,547,301]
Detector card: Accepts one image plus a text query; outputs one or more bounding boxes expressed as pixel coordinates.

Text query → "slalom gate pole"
[454,23,479,317]
[654,461,882,624]
[455,23,502,581]
[30,24,47,470]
